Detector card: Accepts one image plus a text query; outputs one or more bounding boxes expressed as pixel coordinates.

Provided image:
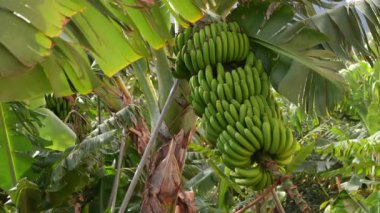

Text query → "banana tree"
[0,0,379,212]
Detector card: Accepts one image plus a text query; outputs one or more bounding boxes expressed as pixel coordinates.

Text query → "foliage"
[0,0,380,212]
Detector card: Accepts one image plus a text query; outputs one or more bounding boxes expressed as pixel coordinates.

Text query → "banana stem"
[271,188,285,213]
[108,130,127,212]
[234,184,277,213]
[118,80,179,212]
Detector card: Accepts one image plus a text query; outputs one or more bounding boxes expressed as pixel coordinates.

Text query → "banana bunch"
[173,22,250,79]
[45,94,71,120]
[173,21,300,190]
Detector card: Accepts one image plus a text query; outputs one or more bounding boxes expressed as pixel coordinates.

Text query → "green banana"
[229,103,239,121]
[222,153,250,168]
[226,31,234,61]
[209,38,216,65]
[232,32,240,60]
[238,103,247,124]
[215,36,223,63]
[220,31,228,62]
[217,83,226,100]
[202,42,211,66]
[204,25,211,38]
[196,49,205,70]
[261,73,270,98]
[183,52,194,74]
[216,63,225,83]
[223,84,233,101]
[224,111,236,126]
[245,52,255,67]
[199,29,206,45]
[253,69,262,95]
[210,23,217,39]
[223,141,251,161]
[190,49,199,73]
[262,121,271,152]
[221,131,252,156]
[205,65,214,86]
[240,80,250,100]
[224,71,233,86]
[193,32,201,49]
[234,84,243,103]
[243,128,261,150]
[269,118,280,154]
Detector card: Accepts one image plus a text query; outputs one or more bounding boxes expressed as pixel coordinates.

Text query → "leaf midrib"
[0,103,17,186]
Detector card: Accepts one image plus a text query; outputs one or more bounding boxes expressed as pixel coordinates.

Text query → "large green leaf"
[229,2,347,114]
[163,0,203,23]
[33,108,76,151]
[0,66,53,102]
[0,0,83,78]
[8,178,42,212]
[71,1,142,77]
[305,0,380,62]
[119,0,171,50]
[0,10,51,74]
[0,103,35,191]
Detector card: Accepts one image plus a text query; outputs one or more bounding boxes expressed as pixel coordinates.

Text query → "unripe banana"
[242,34,250,58]
[190,49,199,73]
[210,79,218,93]
[210,23,217,40]
[269,118,280,154]
[229,103,239,121]
[202,90,211,104]
[245,52,255,67]
[231,99,240,109]
[243,128,261,150]
[215,112,228,127]
[196,49,205,70]
[220,31,228,62]
[224,71,233,87]
[223,84,233,101]
[252,69,262,95]
[234,84,243,103]
[183,52,194,75]
[239,103,247,124]
[216,64,225,83]
[255,170,268,189]
[205,65,213,86]
[249,97,261,116]
[202,42,211,66]
[226,31,234,61]
[215,36,223,62]
[176,33,184,53]
[262,121,271,152]
[275,155,293,165]
[208,38,216,65]
[232,32,240,60]
[199,29,206,45]
[217,83,226,100]
[193,32,201,49]
[231,69,240,83]
[277,122,287,153]
[221,131,252,156]
[261,74,270,98]
[227,125,255,152]
[204,25,211,38]
[222,140,250,161]
[222,153,250,168]
[223,110,236,126]
[237,33,246,61]
[240,80,250,100]
[210,115,224,133]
